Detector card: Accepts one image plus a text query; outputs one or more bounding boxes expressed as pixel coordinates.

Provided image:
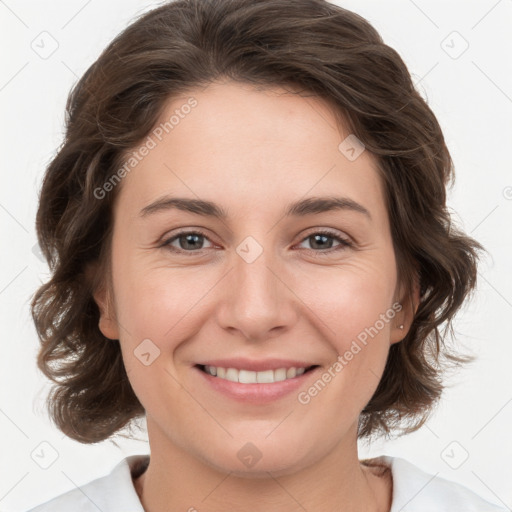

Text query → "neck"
[134,421,392,512]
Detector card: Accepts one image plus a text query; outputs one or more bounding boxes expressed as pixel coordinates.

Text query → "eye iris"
[180,233,203,250]
[310,234,333,250]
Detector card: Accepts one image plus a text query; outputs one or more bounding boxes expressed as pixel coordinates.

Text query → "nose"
[215,243,299,342]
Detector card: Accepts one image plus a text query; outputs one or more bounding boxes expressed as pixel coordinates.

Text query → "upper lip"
[196,358,318,372]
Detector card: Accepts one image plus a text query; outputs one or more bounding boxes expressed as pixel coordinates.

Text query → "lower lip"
[194,366,320,404]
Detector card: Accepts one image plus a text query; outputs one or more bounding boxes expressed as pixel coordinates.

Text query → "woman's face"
[96,80,409,476]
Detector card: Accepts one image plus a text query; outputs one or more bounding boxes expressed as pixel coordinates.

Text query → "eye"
[296,230,353,254]
[160,228,353,256]
[161,230,214,253]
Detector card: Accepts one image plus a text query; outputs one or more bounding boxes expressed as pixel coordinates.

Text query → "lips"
[194,362,321,403]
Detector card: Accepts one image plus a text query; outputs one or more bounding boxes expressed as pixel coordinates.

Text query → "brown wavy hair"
[31,0,482,444]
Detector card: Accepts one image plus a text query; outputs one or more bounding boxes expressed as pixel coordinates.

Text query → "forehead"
[114,80,386,224]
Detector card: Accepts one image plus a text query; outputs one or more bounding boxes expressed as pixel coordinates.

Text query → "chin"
[199,443,314,479]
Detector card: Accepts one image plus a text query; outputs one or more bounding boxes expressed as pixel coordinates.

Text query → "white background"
[1,0,511,510]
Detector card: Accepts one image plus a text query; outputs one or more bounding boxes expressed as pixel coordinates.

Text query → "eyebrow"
[139,195,371,220]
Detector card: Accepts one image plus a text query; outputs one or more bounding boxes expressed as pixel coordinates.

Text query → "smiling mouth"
[197,364,319,384]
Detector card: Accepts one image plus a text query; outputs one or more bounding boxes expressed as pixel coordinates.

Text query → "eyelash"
[160,228,353,256]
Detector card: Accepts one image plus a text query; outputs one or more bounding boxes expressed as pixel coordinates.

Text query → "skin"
[94,79,418,512]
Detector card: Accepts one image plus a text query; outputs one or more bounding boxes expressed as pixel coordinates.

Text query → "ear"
[86,262,119,341]
[390,272,420,345]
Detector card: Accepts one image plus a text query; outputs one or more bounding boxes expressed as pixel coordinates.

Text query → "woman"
[28,0,506,510]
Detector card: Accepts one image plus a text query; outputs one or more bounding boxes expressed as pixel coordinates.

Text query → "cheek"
[296,259,397,397]
[111,259,225,378]
[295,255,397,338]
[111,267,196,407]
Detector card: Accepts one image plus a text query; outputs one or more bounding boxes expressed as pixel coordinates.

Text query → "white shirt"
[27,454,507,511]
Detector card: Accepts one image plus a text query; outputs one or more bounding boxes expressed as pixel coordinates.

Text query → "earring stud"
[399,324,404,329]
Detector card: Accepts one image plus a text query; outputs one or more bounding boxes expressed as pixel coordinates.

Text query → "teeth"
[225,368,238,382]
[203,365,309,383]
[239,370,257,384]
[275,368,287,381]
